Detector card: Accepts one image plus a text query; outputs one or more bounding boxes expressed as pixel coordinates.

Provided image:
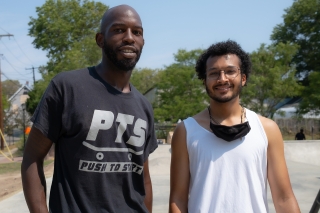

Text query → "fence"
[275,118,320,140]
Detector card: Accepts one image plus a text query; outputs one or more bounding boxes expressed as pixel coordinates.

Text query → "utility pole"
[0,34,13,39]
[25,66,39,85]
[0,54,4,150]
[0,33,13,150]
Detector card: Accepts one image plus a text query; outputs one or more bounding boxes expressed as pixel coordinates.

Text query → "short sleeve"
[31,80,63,143]
[143,109,158,161]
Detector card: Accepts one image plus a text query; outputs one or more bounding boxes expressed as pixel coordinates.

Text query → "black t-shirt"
[295,132,305,140]
[31,67,158,213]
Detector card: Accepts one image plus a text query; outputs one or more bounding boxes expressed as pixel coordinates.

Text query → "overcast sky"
[0,0,294,86]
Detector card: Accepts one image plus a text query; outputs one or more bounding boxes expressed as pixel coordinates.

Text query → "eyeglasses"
[206,67,241,80]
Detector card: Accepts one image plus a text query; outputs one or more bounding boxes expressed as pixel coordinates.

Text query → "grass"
[0,136,54,175]
[0,160,54,175]
[13,149,24,157]
[282,133,320,141]
[5,136,26,157]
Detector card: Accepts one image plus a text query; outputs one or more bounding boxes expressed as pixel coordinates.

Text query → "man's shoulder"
[246,109,280,140]
[49,68,92,90]
[191,109,208,122]
[53,67,90,81]
[256,114,278,131]
[130,84,153,108]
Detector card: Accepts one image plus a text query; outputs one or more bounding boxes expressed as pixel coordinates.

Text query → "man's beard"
[103,41,142,72]
[206,81,242,103]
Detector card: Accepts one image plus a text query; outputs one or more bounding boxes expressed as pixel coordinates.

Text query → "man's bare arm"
[143,159,153,212]
[169,122,190,213]
[21,127,53,213]
[260,116,300,213]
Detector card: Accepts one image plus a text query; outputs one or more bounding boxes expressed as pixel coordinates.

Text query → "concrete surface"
[0,177,52,213]
[0,144,319,212]
[284,140,320,166]
[267,160,320,213]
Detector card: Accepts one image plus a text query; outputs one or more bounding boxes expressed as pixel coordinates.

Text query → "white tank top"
[184,108,269,213]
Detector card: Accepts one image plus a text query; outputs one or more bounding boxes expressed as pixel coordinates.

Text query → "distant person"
[295,128,306,140]
[21,5,158,213]
[169,40,300,213]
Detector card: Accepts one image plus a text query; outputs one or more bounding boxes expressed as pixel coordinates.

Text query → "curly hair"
[195,40,251,83]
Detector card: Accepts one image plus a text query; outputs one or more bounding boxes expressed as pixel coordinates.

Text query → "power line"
[1,72,30,81]
[1,71,11,79]
[0,27,10,34]
[0,40,30,67]
[2,56,28,76]
[12,37,34,65]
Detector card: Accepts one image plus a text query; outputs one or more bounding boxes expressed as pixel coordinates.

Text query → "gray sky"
[0,0,294,86]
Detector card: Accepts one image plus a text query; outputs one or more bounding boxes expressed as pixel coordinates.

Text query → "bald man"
[21,5,158,213]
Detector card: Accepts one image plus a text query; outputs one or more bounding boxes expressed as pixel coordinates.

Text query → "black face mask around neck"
[209,121,251,142]
[208,106,251,142]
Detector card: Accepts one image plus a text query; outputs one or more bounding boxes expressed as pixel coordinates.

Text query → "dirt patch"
[0,162,54,201]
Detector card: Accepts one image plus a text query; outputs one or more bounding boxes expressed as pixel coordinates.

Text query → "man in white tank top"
[169,40,300,213]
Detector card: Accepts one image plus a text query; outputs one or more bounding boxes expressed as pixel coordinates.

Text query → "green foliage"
[154,64,207,122]
[15,136,26,155]
[130,68,160,94]
[271,0,320,81]
[298,71,320,115]
[26,0,108,113]
[154,48,207,123]
[173,49,204,67]
[53,36,102,73]
[26,71,56,114]
[28,0,107,71]
[241,43,303,118]
[2,94,10,110]
[2,80,21,98]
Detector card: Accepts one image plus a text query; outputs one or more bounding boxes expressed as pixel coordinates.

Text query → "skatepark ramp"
[284,140,320,166]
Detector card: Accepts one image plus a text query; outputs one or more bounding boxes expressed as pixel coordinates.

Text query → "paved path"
[267,160,320,213]
[0,144,319,212]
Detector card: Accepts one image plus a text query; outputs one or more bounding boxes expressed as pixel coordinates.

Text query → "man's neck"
[95,62,132,93]
[208,97,243,125]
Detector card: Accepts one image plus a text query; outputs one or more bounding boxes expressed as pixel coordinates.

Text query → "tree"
[271,0,320,82]
[1,80,18,132]
[241,43,303,118]
[3,107,31,137]
[153,49,207,123]
[130,68,160,94]
[2,80,21,98]
[29,0,108,72]
[2,94,10,111]
[154,65,207,123]
[27,0,108,113]
[2,80,31,136]
[52,36,103,73]
[26,72,55,114]
[174,49,204,67]
[298,71,320,115]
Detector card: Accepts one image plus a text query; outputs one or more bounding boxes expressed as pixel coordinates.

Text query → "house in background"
[6,84,31,138]
[8,84,31,111]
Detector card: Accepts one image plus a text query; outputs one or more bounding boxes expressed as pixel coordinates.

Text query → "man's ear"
[95,33,104,48]
[241,74,247,86]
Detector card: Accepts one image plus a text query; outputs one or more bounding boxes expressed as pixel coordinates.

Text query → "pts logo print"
[79,110,147,174]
